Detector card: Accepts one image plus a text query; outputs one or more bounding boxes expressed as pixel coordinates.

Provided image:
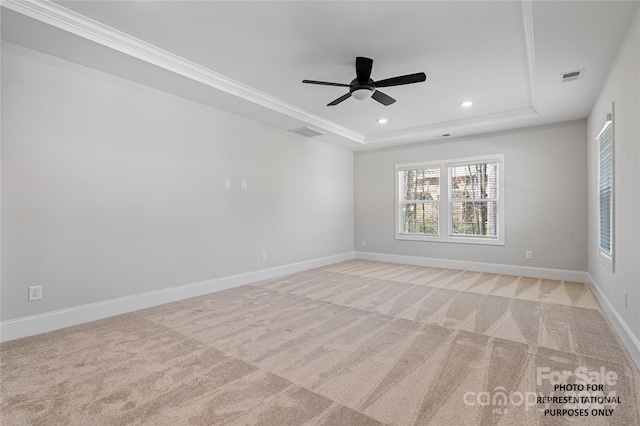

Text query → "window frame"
[395,154,505,245]
[596,111,615,272]
[395,164,441,239]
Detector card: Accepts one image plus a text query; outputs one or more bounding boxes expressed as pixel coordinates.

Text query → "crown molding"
[364,106,538,146]
[366,0,539,146]
[1,0,365,144]
[3,0,541,149]
[521,0,537,109]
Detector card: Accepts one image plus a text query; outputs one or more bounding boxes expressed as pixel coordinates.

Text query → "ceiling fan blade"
[371,90,396,106]
[356,57,373,83]
[302,80,350,87]
[327,93,351,106]
[374,72,426,88]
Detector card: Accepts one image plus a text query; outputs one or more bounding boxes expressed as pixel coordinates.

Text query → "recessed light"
[377,118,388,124]
[461,101,473,108]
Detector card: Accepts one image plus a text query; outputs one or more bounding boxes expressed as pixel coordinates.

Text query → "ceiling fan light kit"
[351,88,373,101]
[303,57,426,106]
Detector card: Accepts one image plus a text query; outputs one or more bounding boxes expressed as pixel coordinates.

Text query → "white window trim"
[395,154,505,245]
[597,109,615,272]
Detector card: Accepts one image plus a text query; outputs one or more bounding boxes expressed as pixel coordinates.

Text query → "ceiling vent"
[561,69,585,83]
[288,127,324,138]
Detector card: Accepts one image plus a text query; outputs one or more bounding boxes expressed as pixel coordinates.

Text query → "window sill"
[395,233,505,246]
[598,249,614,272]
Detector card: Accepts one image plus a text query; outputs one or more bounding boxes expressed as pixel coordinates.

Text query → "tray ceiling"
[2,0,638,150]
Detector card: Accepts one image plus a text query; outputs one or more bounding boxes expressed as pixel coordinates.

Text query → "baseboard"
[355,251,587,282]
[0,251,355,343]
[586,273,640,370]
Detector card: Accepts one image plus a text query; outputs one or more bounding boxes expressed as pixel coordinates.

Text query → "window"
[398,167,440,235]
[396,154,504,245]
[597,112,614,271]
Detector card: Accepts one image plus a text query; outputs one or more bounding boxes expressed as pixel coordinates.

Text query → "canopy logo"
[462,366,622,416]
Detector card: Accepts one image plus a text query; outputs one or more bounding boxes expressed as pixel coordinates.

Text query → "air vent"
[288,127,324,138]
[561,69,585,83]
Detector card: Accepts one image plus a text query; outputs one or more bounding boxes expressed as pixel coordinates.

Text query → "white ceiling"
[2,0,638,150]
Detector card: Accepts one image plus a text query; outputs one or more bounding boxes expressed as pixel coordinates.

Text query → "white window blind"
[598,115,613,258]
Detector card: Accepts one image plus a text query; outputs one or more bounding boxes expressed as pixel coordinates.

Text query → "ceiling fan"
[302,57,426,106]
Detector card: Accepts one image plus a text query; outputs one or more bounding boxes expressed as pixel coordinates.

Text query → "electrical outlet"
[28,285,43,301]
[261,252,267,262]
[224,178,230,189]
[525,251,533,260]
[624,291,627,309]
[361,240,366,247]
[241,179,247,190]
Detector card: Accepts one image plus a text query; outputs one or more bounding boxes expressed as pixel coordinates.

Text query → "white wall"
[587,10,639,354]
[1,44,354,322]
[354,121,587,276]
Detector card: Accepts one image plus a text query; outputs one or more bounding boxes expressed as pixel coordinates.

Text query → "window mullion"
[443,166,449,237]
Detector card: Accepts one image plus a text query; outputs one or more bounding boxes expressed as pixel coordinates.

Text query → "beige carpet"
[2,260,639,425]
